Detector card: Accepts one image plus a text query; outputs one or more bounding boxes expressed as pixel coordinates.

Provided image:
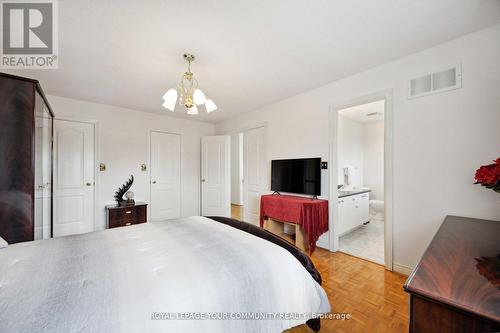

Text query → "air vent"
[408,64,461,99]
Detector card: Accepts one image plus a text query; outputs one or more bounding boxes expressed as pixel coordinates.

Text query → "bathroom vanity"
[338,189,370,236]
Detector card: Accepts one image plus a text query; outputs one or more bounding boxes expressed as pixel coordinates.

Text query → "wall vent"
[408,64,461,99]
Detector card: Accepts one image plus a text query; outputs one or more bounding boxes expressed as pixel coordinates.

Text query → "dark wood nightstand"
[106,202,148,229]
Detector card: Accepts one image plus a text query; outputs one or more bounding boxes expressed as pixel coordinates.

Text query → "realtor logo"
[1,0,58,68]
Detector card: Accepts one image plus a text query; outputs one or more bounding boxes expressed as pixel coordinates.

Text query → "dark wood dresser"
[106,203,148,229]
[404,215,500,333]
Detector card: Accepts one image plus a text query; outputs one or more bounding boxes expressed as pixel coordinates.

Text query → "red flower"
[474,157,500,186]
[475,165,496,184]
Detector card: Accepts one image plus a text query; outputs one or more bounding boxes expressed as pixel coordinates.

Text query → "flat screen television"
[271,158,321,196]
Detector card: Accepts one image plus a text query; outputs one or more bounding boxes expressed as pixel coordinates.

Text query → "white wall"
[47,95,214,231]
[338,115,364,187]
[363,121,384,200]
[231,133,243,205]
[215,24,500,271]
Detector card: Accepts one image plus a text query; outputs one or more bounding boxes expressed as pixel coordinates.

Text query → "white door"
[201,136,231,217]
[243,127,265,225]
[150,131,181,221]
[53,120,95,237]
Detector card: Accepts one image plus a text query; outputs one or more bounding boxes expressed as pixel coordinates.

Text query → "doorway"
[337,100,385,264]
[330,91,393,270]
[201,126,266,223]
[230,133,244,221]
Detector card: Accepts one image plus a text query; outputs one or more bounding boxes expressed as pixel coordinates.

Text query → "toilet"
[369,200,384,221]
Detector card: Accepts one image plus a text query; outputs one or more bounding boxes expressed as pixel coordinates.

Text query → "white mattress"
[0,216,330,333]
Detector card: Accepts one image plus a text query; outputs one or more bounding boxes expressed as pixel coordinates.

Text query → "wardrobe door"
[0,77,35,244]
[34,94,53,240]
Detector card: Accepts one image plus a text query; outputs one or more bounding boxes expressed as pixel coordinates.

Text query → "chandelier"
[162,53,217,115]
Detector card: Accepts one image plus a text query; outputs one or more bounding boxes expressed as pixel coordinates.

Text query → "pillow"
[0,236,8,249]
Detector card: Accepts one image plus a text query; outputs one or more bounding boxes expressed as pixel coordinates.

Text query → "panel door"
[201,136,231,217]
[243,127,265,225]
[53,120,95,237]
[150,131,181,221]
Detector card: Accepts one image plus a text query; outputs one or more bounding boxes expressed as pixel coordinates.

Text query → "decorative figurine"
[114,175,134,206]
[125,191,135,205]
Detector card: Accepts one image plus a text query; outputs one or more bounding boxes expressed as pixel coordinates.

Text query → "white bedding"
[0,216,330,333]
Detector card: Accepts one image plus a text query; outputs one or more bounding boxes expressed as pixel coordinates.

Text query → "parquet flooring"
[287,250,409,333]
[230,203,409,332]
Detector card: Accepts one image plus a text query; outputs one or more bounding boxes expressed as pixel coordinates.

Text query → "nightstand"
[106,202,147,229]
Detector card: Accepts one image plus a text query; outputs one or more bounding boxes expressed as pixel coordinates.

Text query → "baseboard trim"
[316,241,329,250]
[393,263,413,276]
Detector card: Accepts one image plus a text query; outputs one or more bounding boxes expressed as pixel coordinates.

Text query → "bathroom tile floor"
[339,219,384,265]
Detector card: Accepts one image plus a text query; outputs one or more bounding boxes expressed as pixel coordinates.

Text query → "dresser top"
[404,215,500,323]
[106,202,147,210]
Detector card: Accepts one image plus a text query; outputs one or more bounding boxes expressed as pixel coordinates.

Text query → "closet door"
[0,77,35,243]
[53,120,95,237]
[201,136,231,217]
[34,96,53,240]
[243,127,265,225]
[150,131,181,221]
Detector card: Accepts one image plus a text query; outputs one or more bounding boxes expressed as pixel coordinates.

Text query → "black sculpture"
[114,175,134,206]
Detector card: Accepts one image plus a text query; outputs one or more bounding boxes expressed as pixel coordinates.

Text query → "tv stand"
[272,191,281,195]
[260,194,329,253]
[312,195,318,200]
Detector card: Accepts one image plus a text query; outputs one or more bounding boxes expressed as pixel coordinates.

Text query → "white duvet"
[0,216,330,333]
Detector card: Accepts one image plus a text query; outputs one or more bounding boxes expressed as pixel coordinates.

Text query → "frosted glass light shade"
[205,98,217,113]
[193,89,206,105]
[187,105,198,115]
[162,89,178,111]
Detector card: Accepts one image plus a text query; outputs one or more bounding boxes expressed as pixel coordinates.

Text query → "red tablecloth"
[260,194,328,252]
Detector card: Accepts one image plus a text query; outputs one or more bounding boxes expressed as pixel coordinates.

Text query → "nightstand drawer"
[109,218,138,228]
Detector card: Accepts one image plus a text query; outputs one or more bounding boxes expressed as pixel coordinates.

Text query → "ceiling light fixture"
[162,53,217,114]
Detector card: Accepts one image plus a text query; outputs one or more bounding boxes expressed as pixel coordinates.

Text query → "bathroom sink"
[338,187,370,197]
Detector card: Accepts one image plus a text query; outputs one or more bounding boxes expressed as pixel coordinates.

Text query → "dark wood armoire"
[0,72,54,244]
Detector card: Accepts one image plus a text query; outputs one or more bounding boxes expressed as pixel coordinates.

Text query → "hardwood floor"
[288,250,409,333]
[230,205,409,332]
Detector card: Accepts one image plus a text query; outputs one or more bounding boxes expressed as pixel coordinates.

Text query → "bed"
[0,216,330,333]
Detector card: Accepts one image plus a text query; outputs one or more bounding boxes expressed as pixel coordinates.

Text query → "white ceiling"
[339,100,385,123]
[6,0,500,123]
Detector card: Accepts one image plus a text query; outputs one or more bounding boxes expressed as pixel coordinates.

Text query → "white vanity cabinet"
[338,192,369,236]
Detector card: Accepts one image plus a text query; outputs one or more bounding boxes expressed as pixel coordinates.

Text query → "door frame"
[53,118,98,233]
[148,130,183,220]
[329,90,394,271]
[217,122,268,221]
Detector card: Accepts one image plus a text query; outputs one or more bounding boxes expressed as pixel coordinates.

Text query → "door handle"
[86,182,92,186]
[201,179,206,182]
[152,180,156,184]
